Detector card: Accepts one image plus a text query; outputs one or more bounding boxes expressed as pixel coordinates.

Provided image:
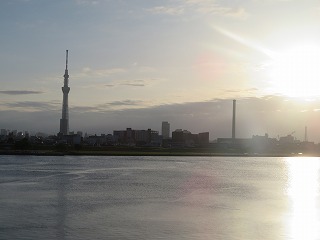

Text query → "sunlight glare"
[286,157,320,240]
[268,45,320,99]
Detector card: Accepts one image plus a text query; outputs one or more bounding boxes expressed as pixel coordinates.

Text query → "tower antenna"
[66,50,68,69]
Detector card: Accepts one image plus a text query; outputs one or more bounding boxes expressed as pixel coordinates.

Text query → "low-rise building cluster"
[1,123,319,155]
[0,123,209,150]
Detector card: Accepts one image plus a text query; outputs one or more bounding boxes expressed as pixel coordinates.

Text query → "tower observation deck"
[59,50,70,135]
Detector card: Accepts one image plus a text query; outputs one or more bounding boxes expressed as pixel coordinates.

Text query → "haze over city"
[2,0,320,142]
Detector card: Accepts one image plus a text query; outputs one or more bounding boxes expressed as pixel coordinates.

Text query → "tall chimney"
[232,99,236,140]
[305,126,308,142]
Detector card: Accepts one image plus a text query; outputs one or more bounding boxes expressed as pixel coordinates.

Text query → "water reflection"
[286,157,320,240]
[56,171,68,240]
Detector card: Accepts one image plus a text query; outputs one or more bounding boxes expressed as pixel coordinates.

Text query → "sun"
[267,44,320,99]
[212,26,320,99]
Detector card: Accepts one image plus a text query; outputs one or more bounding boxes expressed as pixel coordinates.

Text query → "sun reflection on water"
[286,157,320,240]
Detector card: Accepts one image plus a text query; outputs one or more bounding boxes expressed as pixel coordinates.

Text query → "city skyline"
[1,96,319,143]
[2,1,320,141]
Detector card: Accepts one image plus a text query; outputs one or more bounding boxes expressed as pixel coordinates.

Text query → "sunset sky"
[2,0,320,141]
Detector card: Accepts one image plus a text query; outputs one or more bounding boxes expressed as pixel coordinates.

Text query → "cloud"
[104,79,159,88]
[106,100,142,106]
[147,0,249,19]
[74,0,100,5]
[223,88,258,94]
[71,64,158,90]
[1,101,60,112]
[70,100,147,113]
[104,84,115,88]
[120,80,148,87]
[81,78,156,90]
[0,90,44,95]
[73,67,126,80]
[147,6,185,15]
[200,6,248,19]
[70,106,99,112]
[71,100,145,113]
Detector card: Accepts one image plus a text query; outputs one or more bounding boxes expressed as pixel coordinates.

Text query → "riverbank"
[0,149,316,157]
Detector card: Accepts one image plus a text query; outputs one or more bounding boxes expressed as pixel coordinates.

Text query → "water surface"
[1,155,319,239]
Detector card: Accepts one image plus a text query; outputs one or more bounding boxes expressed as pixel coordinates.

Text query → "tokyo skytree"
[59,50,70,135]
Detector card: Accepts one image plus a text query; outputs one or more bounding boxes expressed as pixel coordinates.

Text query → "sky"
[2,0,320,141]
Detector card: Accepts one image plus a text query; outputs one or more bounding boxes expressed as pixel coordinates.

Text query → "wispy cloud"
[70,64,158,90]
[198,6,248,19]
[223,88,258,94]
[70,106,98,112]
[120,79,149,87]
[104,83,115,88]
[98,79,159,89]
[147,0,249,19]
[147,6,185,15]
[107,100,142,106]
[2,101,60,112]
[0,90,44,95]
[74,0,100,6]
[73,67,126,80]
[71,99,147,113]
[79,80,154,90]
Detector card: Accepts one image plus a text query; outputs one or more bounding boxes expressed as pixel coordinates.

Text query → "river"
[0,155,319,240]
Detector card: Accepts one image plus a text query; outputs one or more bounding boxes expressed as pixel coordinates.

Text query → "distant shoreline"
[0,150,317,157]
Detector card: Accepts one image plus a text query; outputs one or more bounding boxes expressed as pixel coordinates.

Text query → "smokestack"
[305,126,308,142]
[232,99,236,140]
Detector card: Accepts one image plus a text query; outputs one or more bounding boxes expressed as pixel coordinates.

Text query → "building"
[216,137,251,150]
[172,129,209,147]
[85,134,107,146]
[0,129,7,136]
[198,132,209,146]
[60,134,81,145]
[279,134,294,144]
[59,50,70,135]
[114,128,135,145]
[0,129,8,141]
[113,128,160,146]
[251,134,277,153]
[162,121,170,139]
[77,131,83,138]
[172,129,188,145]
